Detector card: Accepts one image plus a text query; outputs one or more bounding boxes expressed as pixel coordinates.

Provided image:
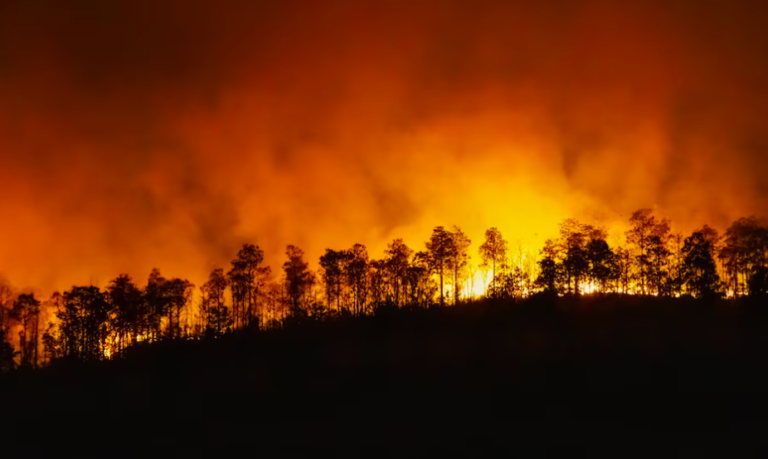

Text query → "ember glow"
[0,0,767,293]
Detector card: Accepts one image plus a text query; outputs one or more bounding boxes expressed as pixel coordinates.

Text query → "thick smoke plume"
[1,0,767,290]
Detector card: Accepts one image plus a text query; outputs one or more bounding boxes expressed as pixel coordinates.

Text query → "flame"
[465,270,488,299]
[580,281,599,295]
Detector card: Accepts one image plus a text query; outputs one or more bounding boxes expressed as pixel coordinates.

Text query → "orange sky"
[1,0,768,292]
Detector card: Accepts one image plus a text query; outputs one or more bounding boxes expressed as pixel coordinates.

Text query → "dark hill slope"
[3,295,768,456]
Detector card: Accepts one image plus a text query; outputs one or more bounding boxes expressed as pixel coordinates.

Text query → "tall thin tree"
[479,227,508,298]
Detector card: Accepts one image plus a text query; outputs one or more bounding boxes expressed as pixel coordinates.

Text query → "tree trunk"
[492,259,496,297]
[454,266,459,306]
[439,264,444,307]
[33,314,39,368]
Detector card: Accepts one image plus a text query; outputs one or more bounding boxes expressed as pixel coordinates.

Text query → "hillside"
[3,294,768,456]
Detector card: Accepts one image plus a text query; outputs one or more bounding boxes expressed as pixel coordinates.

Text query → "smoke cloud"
[1,0,767,291]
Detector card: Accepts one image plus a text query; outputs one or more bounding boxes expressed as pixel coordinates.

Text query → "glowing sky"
[1,0,768,291]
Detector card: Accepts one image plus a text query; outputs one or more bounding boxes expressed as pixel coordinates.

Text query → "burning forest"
[3,0,768,454]
[1,208,766,368]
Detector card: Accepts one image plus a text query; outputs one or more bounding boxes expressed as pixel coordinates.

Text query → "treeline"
[1,208,767,371]
[532,210,768,299]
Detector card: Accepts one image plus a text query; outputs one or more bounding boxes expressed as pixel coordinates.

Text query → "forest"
[3,208,768,454]
[0,207,766,372]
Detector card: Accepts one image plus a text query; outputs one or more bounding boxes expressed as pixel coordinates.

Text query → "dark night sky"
[1,0,768,290]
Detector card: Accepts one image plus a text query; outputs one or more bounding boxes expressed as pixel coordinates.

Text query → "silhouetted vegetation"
[2,209,768,453]
[3,293,768,454]
[1,209,768,371]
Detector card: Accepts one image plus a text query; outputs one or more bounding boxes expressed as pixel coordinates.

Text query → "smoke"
[1,0,767,291]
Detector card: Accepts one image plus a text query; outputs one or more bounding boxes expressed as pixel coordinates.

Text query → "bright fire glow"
[0,1,763,294]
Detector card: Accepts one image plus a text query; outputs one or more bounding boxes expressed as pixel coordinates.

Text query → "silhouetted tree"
[345,244,369,315]
[306,297,329,321]
[509,241,535,298]
[106,274,144,352]
[11,293,41,367]
[646,235,671,296]
[559,219,605,294]
[201,268,230,337]
[479,227,508,298]
[536,256,559,293]
[0,331,14,372]
[385,239,413,306]
[535,239,564,294]
[59,286,110,361]
[406,251,434,307]
[669,233,685,297]
[41,321,59,364]
[145,269,168,342]
[252,265,272,326]
[367,259,388,309]
[320,249,349,314]
[261,281,285,327]
[613,246,633,294]
[563,241,589,295]
[748,265,768,298]
[40,292,63,364]
[283,245,312,315]
[228,244,266,329]
[493,266,526,299]
[164,278,194,340]
[0,280,11,329]
[450,226,471,305]
[305,270,321,316]
[426,226,455,307]
[586,237,615,293]
[720,217,768,296]
[0,281,12,371]
[227,264,247,329]
[682,231,721,298]
[698,225,722,250]
[626,209,670,294]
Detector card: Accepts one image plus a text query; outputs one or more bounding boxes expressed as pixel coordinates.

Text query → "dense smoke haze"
[1,0,768,291]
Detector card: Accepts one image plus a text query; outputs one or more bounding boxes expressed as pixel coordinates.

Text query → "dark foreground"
[3,294,768,456]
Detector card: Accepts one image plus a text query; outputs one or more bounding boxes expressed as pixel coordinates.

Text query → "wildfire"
[580,281,599,296]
